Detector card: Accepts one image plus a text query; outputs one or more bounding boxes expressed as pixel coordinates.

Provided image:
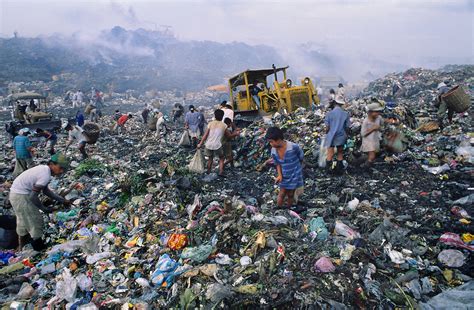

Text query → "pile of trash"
[0,66,473,309]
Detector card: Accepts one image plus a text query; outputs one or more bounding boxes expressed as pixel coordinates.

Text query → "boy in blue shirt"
[266,127,304,211]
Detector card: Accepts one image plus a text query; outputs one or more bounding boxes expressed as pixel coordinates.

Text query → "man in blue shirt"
[185,105,204,148]
[12,128,35,178]
[324,96,350,174]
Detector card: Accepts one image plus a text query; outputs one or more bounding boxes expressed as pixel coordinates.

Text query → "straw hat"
[367,102,384,112]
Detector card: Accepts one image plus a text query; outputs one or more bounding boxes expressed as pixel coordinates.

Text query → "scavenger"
[35,128,58,155]
[9,153,72,251]
[324,96,350,174]
[360,102,384,166]
[266,127,304,211]
[64,123,89,159]
[12,128,35,178]
[198,109,240,176]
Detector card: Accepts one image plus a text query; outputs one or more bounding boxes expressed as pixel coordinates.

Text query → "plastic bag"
[334,220,361,240]
[179,130,191,146]
[167,233,188,250]
[438,249,465,267]
[439,232,474,250]
[318,136,327,168]
[181,244,213,262]
[346,198,360,211]
[308,217,329,241]
[188,150,205,174]
[76,273,93,291]
[314,257,335,273]
[150,254,180,287]
[56,268,77,302]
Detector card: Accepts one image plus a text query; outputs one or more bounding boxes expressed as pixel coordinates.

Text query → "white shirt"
[222,108,234,122]
[205,120,227,150]
[69,125,87,143]
[10,165,52,195]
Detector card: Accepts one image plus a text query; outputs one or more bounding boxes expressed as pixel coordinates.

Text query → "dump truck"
[228,65,319,116]
[5,92,61,135]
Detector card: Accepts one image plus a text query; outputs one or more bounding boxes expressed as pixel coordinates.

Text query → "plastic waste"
[347,198,360,211]
[76,273,93,291]
[384,244,405,264]
[55,209,79,222]
[240,256,252,266]
[188,149,205,174]
[215,253,232,265]
[439,233,474,250]
[340,244,356,261]
[314,257,335,273]
[56,268,78,302]
[86,252,113,264]
[437,249,465,267]
[181,244,213,263]
[422,164,450,174]
[16,282,35,299]
[178,130,191,146]
[334,220,361,240]
[167,233,188,250]
[451,206,471,218]
[150,254,180,287]
[308,217,329,241]
[318,136,327,168]
[0,262,24,275]
[452,194,474,206]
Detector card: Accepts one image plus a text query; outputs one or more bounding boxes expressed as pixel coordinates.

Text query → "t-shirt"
[205,120,227,150]
[118,115,129,126]
[13,135,32,159]
[69,125,86,143]
[185,111,202,132]
[10,165,52,195]
[222,108,234,122]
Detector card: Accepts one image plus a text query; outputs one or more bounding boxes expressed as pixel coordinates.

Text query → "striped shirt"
[271,141,304,190]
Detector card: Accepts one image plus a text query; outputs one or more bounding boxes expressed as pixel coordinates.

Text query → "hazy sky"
[1,0,473,64]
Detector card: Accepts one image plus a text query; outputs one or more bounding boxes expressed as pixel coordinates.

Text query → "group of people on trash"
[7,78,461,253]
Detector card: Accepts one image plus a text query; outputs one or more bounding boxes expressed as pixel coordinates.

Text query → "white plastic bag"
[179,130,191,146]
[334,220,361,240]
[318,136,327,168]
[188,150,205,174]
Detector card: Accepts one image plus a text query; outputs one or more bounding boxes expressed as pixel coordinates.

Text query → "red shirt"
[118,115,129,126]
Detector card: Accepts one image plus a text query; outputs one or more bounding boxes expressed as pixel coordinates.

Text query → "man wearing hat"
[185,105,203,148]
[435,82,453,127]
[324,95,350,174]
[9,153,72,251]
[12,128,35,178]
[361,102,384,166]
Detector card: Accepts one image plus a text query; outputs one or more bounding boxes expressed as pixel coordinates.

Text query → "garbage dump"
[0,65,473,308]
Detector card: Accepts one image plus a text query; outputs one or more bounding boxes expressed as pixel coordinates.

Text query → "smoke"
[109,1,140,26]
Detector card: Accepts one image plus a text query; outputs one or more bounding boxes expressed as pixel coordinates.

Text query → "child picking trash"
[360,102,384,166]
[266,127,304,211]
[197,110,240,177]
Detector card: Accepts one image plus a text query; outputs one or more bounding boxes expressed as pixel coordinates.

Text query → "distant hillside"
[0,26,285,93]
[0,26,407,95]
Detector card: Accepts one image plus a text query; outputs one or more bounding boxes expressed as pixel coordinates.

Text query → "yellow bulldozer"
[228,65,319,115]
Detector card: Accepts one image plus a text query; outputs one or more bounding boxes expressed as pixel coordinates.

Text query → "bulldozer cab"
[8,92,61,134]
[228,65,320,115]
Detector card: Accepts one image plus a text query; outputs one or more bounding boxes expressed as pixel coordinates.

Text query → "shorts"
[189,129,201,139]
[9,193,44,239]
[223,142,232,157]
[205,147,224,158]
